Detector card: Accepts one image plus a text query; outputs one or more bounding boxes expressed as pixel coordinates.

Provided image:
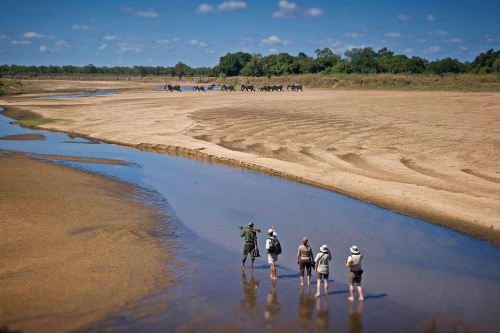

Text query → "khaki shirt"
[297,245,313,260]
[346,254,363,271]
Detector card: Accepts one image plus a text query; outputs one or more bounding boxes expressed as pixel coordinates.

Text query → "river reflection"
[265,280,281,328]
[240,271,260,311]
[348,302,364,333]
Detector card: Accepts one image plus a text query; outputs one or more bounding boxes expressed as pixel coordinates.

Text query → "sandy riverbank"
[1,85,500,244]
[0,150,177,333]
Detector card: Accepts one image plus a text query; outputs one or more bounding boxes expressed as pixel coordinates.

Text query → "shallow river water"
[1,102,499,332]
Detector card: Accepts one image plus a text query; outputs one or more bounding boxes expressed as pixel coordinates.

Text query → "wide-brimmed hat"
[303,237,308,243]
[350,245,360,254]
[248,222,254,227]
[268,229,273,234]
[320,245,329,253]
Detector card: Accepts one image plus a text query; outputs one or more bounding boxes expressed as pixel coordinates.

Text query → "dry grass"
[214,73,500,92]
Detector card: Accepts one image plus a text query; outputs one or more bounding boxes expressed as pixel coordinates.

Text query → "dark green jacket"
[241,229,257,243]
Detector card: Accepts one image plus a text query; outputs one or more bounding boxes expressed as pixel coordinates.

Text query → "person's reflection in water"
[348,301,364,333]
[298,285,315,329]
[314,297,329,331]
[241,270,260,311]
[265,279,281,327]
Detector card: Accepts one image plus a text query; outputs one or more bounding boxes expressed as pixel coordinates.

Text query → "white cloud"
[0,50,4,53]
[273,0,298,18]
[403,48,413,53]
[237,38,254,45]
[157,39,169,44]
[260,35,291,46]
[103,35,117,40]
[448,38,462,43]
[197,1,247,13]
[0,35,8,40]
[120,7,158,18]
[385,33,401,38]
[486,37,500,42]
[345,33,364,38]
[186,39,199,46]
[55,40,69,49]
[116,42,143,53]
[308,38,341,47]
[24,31,53,39]
[198,42,208,47]
[305,8,323,17]
[208,50,215,54]
[423,46,443,54]
[332,44,367,52]
[458,46,467,51]
[419,39,426,43]
[427,14,436,22]
[98,44,107,50]
[196,4,214,13]
[269,48,278,53]
[397,14,413,21]
[429,30,448,36]
[12,40,32,45]
[172,38,181,42]
[39,45,54,52]
[117,60,123,64]
[147,58,154,62]
[72,25,90,30]
[217,1,247,12]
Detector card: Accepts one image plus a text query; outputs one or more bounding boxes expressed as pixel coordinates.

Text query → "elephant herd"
[164,83,303,92]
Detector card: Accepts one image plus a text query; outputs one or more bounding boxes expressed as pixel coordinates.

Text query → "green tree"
[493,59,500,73]
[344,47,378,73]
[174,62,193,79]
[428,57,466,74]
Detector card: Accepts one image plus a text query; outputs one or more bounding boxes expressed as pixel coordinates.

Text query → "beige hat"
[350,245,360,254]
[268,229,273,234]
[248,222,254,227]
[303,237,308,242]
[320,245,329,253]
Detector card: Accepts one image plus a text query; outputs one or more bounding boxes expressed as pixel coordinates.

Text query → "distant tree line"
[1,48,499,78]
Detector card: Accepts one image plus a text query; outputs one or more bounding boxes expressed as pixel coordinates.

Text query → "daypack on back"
[269,237,282,255]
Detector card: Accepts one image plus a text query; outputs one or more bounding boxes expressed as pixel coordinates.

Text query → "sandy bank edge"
[0,150,180,333]
[1,105,499,247]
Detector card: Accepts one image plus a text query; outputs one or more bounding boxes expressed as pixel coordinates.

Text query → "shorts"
[299,259,312,277]
[348,271,362,286]
[317,272,329,280]
[242,242,256,261]
[268,253,278,264]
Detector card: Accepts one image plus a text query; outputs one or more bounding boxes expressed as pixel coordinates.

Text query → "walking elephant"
[287,84,303,92]
[193,86,206,92]
[165,84,182,92]
[221,84,236,92]
[241,84,255,92]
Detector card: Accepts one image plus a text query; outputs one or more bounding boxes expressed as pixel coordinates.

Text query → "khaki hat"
[350,245,360,254]
[248,222,254,227]
[320,245,329,253]
[268,229,273,234]
[303,237,308,242]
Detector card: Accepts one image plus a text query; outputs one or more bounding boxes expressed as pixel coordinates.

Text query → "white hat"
[268,229,273,234]
[350,245,360,254]
[320,245,329,253]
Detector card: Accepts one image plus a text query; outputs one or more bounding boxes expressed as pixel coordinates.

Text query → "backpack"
[268,237,282,255]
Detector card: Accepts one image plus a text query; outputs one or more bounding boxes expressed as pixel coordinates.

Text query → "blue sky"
[1,0,499,68]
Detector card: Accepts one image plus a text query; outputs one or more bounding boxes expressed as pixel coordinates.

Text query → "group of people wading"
[240,223,364,300]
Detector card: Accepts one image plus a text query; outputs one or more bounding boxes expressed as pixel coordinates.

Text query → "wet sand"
[1,87,500,244]
[0,150,176,333]
[0,134,45,141]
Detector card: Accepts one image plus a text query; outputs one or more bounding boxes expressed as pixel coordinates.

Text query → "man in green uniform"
[240,222,258,270]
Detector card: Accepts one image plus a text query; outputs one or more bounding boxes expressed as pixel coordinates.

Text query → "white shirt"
[314,252,332,274]
[265,231,277,251]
